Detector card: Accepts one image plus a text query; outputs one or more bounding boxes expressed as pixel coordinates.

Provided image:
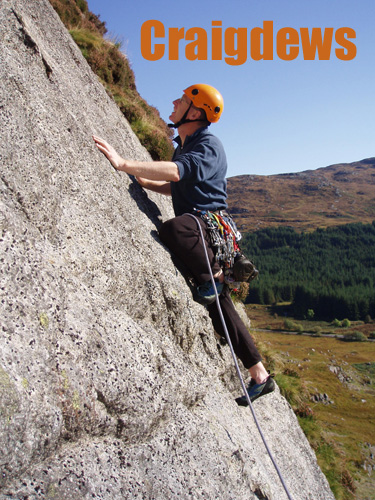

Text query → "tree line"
[240,222,375,321]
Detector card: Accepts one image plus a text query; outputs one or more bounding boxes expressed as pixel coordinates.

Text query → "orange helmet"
[183,84,224,123]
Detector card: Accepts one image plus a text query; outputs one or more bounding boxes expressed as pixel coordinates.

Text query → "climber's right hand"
[93,136,125,171]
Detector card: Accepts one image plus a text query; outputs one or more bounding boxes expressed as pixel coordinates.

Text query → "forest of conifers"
[240,222,375,321]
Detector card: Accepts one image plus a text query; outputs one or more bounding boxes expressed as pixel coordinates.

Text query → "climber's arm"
[93,136,180,182]
[135,177,172,195]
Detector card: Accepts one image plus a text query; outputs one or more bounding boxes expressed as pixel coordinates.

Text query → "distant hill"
[227,158,375,232]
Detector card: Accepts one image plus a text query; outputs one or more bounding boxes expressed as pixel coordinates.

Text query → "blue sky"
[87,0,374,177]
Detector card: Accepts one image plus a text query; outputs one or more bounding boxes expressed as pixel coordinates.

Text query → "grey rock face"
[0,1,335,499]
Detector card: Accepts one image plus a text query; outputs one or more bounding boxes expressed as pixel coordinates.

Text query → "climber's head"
[169,84,224,129]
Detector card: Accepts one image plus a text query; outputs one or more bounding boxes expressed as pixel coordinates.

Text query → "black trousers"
[159,214,262,369]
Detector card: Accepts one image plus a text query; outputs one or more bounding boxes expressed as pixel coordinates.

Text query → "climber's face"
[169,95,191,124]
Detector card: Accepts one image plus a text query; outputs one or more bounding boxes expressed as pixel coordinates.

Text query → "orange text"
[141,20,357,64]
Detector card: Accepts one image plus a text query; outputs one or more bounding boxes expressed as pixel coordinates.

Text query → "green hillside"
[241,222,375,323]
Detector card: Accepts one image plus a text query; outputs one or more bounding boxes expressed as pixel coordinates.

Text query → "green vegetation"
[49,0,174,161]
[241,222,375,322]
[250,315,375,500]
[283,318,304,332]
[343,331,367,342]
[353,362,375,383]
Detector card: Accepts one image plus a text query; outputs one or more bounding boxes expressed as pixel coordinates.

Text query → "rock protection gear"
[194,209,259,289]
[168,83,224,128]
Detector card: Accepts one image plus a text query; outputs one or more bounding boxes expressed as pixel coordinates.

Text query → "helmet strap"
[168,118,208,129]
[168,101,210,129]
[168,101,192,129]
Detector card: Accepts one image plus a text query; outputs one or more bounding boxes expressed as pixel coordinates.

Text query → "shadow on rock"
[128,176,163,229]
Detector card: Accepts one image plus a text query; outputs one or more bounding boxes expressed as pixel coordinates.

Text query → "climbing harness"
[195,209,241,267]
[194,209,259,288]
[186,213,295,500]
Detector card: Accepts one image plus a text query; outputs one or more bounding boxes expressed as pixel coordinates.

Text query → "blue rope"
[186,213,295,500]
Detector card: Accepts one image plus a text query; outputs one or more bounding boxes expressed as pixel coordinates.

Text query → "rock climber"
[93,84,275,405]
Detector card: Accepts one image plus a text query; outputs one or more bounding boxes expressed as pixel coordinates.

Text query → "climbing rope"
[186,213,295,500]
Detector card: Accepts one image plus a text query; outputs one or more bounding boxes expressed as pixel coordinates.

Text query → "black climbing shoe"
[235,375,275,406]
[232,255,259,283]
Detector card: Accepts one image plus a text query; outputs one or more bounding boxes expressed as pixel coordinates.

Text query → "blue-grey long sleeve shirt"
[171,127,228,216]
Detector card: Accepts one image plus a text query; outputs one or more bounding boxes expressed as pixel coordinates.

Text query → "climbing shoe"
[232,255,259,283]
[235,375,275,406]
[194,280,224,305]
